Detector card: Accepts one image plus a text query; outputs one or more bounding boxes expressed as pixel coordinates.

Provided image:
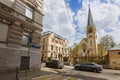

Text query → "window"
[89,35,93,39]
[51,45,53,50]
[59,47,61,52]
[0,23,8,42]
[22,33,30,46]
[43,45,44,50]
[56,40,58,43]
[90,41,92,46]
[88,28,93,33]
[25,6,33,19]
[52,38,54,42]
[62,48,63,52]
[43,38,45,42]
[118,52,120,55]
[56,46,58,51]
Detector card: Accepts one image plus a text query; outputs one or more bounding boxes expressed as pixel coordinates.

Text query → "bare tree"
[99,35,116,50]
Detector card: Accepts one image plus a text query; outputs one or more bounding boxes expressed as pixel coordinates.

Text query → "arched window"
[88,28,93,33]
[82,43,86,52]
[90,41,92,46]
[89,35,93,39]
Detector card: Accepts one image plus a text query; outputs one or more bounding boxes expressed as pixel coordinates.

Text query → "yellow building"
[75,5,98,62]
[41,31,69,62]
[107,48,120,70]
[0,0,44,72]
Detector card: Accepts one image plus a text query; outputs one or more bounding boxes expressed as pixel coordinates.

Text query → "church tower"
[86,5,98,58]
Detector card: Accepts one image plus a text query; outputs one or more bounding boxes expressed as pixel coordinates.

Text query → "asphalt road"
[41,63,120,80]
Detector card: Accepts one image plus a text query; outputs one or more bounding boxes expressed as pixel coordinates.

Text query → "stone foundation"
[0,46,41,73]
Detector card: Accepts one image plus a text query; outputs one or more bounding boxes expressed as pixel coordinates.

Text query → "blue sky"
[43,0,120,46]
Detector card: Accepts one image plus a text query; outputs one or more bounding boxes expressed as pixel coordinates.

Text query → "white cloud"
[43,0,120,46]
[74,0,120,44]
[43,0,76,46]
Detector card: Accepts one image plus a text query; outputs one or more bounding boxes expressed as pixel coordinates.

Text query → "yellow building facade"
[41,31,69,62]
[107,48,120,70]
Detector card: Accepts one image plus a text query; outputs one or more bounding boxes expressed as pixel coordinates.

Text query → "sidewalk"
[0,70,53,80]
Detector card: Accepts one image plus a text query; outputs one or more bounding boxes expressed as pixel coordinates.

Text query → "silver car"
[74,62,103,72]
[46,60,64,69]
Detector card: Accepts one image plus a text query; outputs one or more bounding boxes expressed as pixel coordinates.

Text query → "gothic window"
[88,28,93,33]
[82,43,86,52]
[89,35,93,39]
[90,41,92,46]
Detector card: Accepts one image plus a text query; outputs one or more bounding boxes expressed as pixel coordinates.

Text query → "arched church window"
[88,28,93,33]
[90,41,92,46]
[89,35,93,39]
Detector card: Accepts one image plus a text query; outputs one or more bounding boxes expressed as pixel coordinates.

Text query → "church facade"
[77,6,98,62]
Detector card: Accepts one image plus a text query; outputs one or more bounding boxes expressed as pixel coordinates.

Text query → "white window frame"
[25,6,33,19]
[22,33,30,46]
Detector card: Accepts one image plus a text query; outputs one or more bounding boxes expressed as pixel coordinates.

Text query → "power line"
[63,0,82,34]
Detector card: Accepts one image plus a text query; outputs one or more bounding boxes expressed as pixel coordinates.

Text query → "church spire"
[87,4,94,27]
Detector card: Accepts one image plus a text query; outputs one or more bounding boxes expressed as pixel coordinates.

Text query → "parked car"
[46,60,64,69]
[74,62,103,72]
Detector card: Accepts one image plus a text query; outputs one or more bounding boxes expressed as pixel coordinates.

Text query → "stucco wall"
[108,50,120,70]
[0,46,41,73]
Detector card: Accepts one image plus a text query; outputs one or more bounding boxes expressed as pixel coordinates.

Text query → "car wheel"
[93,69,97,73]
[75,67,79,70]
[46,64,48,67]
[59,67,63,69]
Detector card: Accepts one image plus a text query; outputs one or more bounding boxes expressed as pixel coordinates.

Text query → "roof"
[87,5,94,27]
[109,47,120,50]
[42,31,66,40]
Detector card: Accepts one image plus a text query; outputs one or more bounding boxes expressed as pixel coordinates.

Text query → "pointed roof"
[87,4,94,27]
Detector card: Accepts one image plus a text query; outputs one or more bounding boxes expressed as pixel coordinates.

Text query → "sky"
[43,0,120,47]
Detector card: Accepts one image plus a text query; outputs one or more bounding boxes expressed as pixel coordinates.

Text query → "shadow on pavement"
[61,74,108,80]
[0,70,55,80]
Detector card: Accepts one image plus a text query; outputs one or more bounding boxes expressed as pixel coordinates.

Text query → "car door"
[86,63,95,71]
[79,63,87,70]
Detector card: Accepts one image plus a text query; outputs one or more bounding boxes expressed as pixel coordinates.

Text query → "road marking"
[62,77,73,80]
[68,77,77,80]
[46,75,62,80]
[32,74,79,80]
[33,74,58,80]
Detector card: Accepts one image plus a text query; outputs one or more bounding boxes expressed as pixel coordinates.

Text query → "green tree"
[98,44,106,59]
[71,43,79,56]
[116,43,120,48]
[99,35,116,50]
